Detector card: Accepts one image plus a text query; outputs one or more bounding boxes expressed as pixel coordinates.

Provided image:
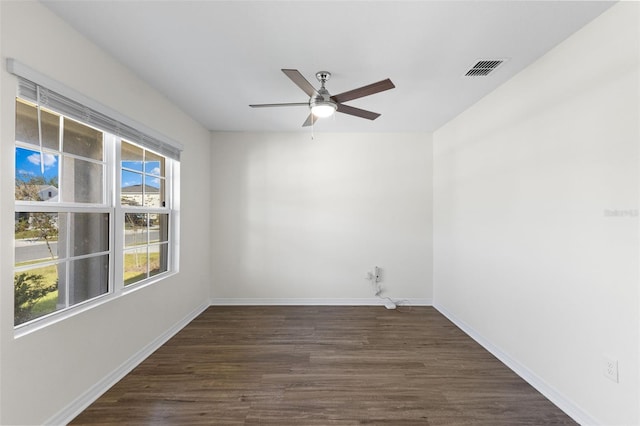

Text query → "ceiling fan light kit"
[311,102,337,118]
[250,69,395,127]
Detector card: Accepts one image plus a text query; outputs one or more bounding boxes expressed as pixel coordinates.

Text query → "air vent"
[465,59,505,77]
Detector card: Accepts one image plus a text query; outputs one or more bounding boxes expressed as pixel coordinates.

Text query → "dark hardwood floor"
[71,306,576,425]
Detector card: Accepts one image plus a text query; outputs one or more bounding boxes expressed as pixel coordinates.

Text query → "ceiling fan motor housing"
[311,72,337,117]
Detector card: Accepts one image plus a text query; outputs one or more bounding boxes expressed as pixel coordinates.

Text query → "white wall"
[0,2,211,424]
[210,132,432,304]
[433,3,639,425]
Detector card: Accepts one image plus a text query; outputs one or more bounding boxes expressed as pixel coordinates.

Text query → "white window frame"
[114,138,176,293]
[10,62,182,335]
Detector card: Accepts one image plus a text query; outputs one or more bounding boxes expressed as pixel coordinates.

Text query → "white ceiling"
[43,1,614,133]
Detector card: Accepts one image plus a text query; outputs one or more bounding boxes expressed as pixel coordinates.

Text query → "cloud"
[27,153,57,168]
[17,169,36,176]
[150,167,161,175]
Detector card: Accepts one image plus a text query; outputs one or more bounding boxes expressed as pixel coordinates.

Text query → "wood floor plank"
[70,306,576,425]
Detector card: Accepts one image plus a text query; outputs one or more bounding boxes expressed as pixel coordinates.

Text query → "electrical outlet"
[603,356,619,383]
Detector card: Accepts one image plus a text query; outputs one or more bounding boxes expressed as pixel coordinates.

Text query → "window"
[14,97,178,328]
[121,141,170,286]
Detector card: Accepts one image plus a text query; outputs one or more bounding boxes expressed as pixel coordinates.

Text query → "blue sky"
[15,147,58,182]
[16,147,162,188]
[122,161,161,189]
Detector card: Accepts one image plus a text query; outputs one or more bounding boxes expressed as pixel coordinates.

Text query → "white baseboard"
[45,301,210,426]
[434,303,599,426]
[210,297,433,306]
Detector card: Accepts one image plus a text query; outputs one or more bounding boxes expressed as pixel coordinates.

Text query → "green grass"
[124,251,161,285]
[30,290,59,318]
[18,264,59,283]
[15,229,41,239]
[14,230,58,241]
[16,258,59,268]
[15,265,59,324]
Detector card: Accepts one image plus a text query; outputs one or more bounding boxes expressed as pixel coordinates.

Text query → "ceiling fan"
[250,69,395,127]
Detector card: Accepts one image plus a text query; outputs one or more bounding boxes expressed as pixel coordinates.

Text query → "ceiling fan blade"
[331,78,395,104]
[250,102,309,108]
[302,113,318,127]
[282,69,318,98]
[336,103,381,120]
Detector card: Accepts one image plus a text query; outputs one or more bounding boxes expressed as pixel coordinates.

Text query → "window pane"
[149,243,168,278]
[63,118,103,160]
[61,157,103,203]
[144,175,163,207]
[125,213,147,247]
[124,247,147,286]
[15,147,59,202]
[66,255,109,305]
[121,141,143,171]
[145,151,165,177]
[149,214,169,243]
[15,212,62,266]
[121,170,143,206]
[14,265,60,326]
[15,100,60,150]
[70,213,109,256]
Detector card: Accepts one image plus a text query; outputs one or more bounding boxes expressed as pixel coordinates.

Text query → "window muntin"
[14,99,176,329]
[121,139,170,286]
[14,211,111,326]
[15,99,106,206]
[121,140,166,208]
[15,99,60,150]
[122,212,170,285]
